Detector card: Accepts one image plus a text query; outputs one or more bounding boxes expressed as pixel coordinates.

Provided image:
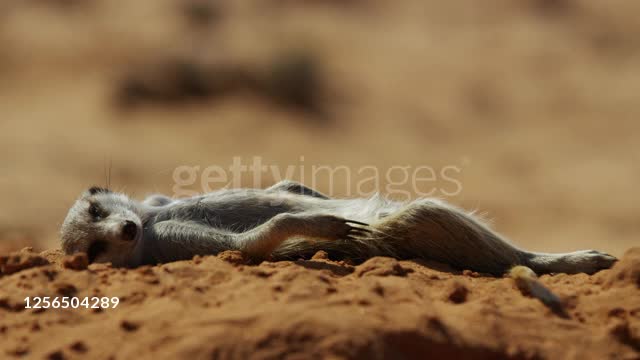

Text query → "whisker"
[107,158,112,189]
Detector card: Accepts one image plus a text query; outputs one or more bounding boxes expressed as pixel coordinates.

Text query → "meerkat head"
[61,186,143,267]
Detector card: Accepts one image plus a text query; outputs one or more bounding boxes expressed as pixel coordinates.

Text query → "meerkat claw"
[345,219,369,227]
[348,228,372,237]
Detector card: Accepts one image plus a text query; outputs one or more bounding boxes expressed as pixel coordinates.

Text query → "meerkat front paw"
[296,214,372,241]
[143,194,173,207]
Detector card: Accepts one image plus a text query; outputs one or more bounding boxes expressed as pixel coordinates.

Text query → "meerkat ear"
[87,186,112,195]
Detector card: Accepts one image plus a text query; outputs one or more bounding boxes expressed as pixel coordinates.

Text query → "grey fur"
[60,180,617,275]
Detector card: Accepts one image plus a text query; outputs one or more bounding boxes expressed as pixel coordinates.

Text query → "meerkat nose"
[122,220,138,241]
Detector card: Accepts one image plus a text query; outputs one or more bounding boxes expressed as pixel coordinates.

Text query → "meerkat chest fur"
[148,190,395,232]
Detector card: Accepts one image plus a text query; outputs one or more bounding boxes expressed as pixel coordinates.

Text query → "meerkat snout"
[122,220,138,241]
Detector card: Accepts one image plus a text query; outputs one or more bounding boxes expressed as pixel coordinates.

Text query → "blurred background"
[0,0,638,256]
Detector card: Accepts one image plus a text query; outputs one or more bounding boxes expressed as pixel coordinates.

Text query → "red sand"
[0,247,638,359]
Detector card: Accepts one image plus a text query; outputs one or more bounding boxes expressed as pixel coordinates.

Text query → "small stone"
[311,250,329,260]
[447,281,469,304]
[354,257,412,277]
[62,253,89,271]
[217,250,247,266]
[120,320,139,332]
[69,341,88,353]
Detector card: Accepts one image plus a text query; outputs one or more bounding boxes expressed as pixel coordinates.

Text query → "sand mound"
[0,248,49,276]
[0,247,638,359]
[605,248,640,289]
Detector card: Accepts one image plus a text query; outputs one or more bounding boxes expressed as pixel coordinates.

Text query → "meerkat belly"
[301,195,404,223]
[152,191,402,232]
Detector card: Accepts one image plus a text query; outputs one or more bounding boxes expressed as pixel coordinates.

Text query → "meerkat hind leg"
[234,213,370,260]
[378,199,616,275]
[524,250,617,275]
[376,199,527,275]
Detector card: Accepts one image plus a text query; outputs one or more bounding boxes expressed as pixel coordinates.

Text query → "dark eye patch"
[88,203,104,220]
[87,241,108,263]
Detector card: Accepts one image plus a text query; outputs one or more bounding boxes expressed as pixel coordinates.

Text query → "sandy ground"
[0,247,638,359]
[0,0,639,358]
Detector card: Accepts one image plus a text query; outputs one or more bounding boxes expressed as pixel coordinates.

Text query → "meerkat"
[60,180,617,275]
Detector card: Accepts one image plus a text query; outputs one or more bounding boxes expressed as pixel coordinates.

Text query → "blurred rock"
[116,52,328,119]
[116,60,219,106]
[182,0,224,28]
[529,0,574,16]
[262,51,325,116]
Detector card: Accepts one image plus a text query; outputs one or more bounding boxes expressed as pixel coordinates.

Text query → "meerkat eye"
[88,203,104,220]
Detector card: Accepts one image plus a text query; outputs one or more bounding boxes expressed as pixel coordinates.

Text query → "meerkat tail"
[509,266,569,318]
